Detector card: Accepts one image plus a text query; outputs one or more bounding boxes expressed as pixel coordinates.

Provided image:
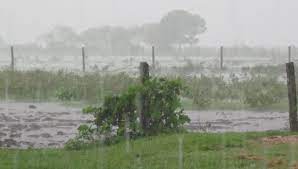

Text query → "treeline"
[0,9,295,57]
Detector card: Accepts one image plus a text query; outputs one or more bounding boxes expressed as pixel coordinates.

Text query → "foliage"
[0,70,134,103]
[55,87,78,101]
[242,76,286,107]
[79,77,190,146]
[249,64,284,77]
[37,26,81,48]
[182,74,286,109]
[65,124,95,150]
[159,10,206,47]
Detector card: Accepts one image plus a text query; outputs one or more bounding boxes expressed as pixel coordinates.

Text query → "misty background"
[0,0,297,47]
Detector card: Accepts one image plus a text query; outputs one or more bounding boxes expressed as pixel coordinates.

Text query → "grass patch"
[1,132,298,169]
[182,97,288,112]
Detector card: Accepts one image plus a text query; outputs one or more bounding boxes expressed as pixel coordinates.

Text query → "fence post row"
[286,62,298,131]
[139,62,150,133]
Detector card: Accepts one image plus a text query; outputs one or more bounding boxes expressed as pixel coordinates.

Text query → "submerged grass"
[1,132,298,169]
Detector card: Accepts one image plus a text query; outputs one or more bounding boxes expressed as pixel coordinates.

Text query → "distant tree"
[37,26,80,48]
[159,10,206,48]
[80,27,109,48]
[80,26,133,55]
[138,23,161,46]
[0,36,6,47]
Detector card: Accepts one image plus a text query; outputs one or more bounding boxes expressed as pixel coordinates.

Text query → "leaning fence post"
[286,62,298,131]
[10,46,14,71]
[82,46,86,72]
[139,62,149,133]
[220,46,224,70]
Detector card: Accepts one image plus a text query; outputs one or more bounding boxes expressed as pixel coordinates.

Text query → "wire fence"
[0,46,296,73]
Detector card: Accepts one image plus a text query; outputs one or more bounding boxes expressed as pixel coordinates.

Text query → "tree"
[138,23,161,46]
[80,26,133,55]
[0,36,6,47]
[37,26,80,48]
[80,27,109,48]
[159,10,206,48]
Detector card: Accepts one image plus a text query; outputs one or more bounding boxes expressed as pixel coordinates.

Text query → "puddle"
[186,110,289,132]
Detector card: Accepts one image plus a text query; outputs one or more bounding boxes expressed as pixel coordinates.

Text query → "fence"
[0,45,296,73]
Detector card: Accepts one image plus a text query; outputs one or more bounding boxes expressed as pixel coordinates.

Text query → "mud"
[0,102,290,149]
[186,110,289,132]
[0,102,92,149]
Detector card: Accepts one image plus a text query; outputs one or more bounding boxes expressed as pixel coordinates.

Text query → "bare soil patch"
[262,135,298,145]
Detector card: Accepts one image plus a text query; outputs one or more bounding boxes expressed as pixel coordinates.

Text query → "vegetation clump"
[66,77,190,149]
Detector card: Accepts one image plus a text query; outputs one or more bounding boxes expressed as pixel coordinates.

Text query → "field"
[2,132,298,169]
[0,53,296,168]
[0,102,290,149]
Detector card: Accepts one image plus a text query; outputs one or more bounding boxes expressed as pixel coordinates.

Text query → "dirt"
[262,136,298,145]
[0,102,290,149]
[0,102,92,149]
[187,110,289,132]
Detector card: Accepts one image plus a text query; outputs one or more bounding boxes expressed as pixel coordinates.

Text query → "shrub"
[64,124,95,150]
[71,77,190,147]
[242,77,285,107]
[55,87,78,101]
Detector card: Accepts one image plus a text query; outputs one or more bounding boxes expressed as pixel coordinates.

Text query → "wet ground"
[187,110,288,132]
[0,102,92,149]
[0,102,289,149]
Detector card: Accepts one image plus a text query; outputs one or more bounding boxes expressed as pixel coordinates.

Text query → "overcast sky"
[0,0,297,46]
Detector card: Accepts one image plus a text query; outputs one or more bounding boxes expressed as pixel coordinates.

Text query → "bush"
[65,124,95,150]
[242,77,285,107]
[71,77,190,147]
[55,87,78,101]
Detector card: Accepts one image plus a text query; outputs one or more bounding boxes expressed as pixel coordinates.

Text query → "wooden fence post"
[10,46,14,71]
[152,46,155,74]
[220,46,224,70]
[139,62,149,133]
[82,46,86,72]
[289,46,292,62]
[286,62,298,131]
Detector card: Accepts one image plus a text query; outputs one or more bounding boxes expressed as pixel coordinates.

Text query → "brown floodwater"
[0,102,289,149]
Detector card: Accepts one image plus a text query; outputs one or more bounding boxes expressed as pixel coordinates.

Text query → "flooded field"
[187,110,288,132]
[0,102,92,149]
[0,102,289,149]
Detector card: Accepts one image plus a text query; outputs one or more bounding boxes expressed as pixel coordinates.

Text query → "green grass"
[1,132,298,169]
[0,69,290,112]
[182,97,289,112]
[0,70,135,103]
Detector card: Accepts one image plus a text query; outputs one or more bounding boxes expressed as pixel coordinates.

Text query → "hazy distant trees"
[137,10,206,48]
[80,26,135,55]
[159,10,206,48]
[34,10,207,55]
[37,26,81,48]
[0,36,6,47]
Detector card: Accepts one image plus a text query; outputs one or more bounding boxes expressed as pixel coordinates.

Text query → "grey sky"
[0,0,297,46]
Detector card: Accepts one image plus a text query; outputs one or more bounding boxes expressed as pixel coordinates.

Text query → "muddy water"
[0,102,92,149]
[187,110,289,132]
[0,102,289,149]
